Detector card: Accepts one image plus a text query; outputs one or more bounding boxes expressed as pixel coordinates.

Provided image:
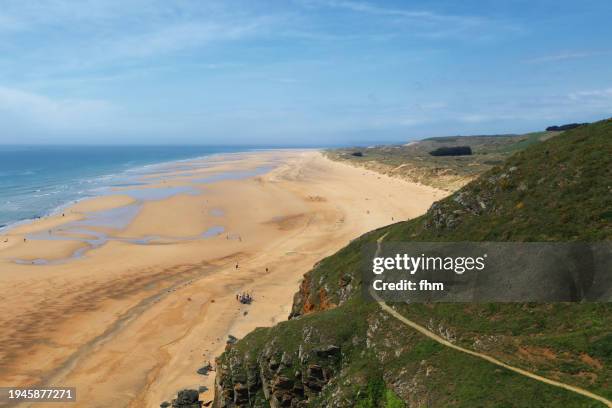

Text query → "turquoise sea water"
[0,145,255,229]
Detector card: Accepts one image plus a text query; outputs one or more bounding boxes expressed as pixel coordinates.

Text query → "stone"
[315,345,341,358]
[197,362,213,375]
[233,383,249,404]
[171,389,202,408]
[272,376,294,390]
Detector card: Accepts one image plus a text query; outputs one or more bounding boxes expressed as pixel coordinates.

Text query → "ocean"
[0,145,255,229]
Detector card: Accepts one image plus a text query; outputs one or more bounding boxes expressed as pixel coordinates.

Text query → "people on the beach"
[236,292,253,304]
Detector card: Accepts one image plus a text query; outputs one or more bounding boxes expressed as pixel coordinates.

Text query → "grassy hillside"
[325,131,557,191]
[213,119,612,407]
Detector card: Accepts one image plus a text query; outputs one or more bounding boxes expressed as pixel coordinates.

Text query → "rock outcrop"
[170,389,202,408]
[214,330,345,407]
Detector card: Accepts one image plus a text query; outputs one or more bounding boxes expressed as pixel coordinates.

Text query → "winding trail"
[371,234,612,408]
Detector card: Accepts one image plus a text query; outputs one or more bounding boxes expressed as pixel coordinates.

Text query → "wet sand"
[0,150,446,407]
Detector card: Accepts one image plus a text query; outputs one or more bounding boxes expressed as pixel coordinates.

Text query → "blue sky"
[0,0,611,145]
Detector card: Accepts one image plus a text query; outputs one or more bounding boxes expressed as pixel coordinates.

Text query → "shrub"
[429,146,472,156]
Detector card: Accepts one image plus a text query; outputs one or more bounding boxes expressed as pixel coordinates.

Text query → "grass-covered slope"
[325,130,558,191]
[213,119,612,408]
[384,118,611,242]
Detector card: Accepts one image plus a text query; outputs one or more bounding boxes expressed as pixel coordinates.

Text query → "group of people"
[236,292,253,304]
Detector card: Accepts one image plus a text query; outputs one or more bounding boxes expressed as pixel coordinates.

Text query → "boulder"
[171,389,202,408]
[197,362,213,375]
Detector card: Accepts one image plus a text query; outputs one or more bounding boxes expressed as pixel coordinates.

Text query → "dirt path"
[371,235,612,408]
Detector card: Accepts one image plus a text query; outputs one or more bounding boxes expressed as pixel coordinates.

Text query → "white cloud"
[569,87,612,100]
[0,1,276,76]
[447,88,612,125]
[525,50,610,64]
[0,86,115,135]
[417,102,448,110]
[459,114,491,123]
[302,0,478,23]
[97,20,267,61]
[0,0,226,31]
[297,0,499,39]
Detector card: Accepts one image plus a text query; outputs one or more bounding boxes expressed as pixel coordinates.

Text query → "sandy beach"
[0,150,445,408]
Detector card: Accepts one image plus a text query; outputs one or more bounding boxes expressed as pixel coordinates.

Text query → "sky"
[0,0,611,146]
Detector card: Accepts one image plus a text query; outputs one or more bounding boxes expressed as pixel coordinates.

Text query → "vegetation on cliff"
[428,146,472,156]
[325,130,558,191]
[214,119,612,407]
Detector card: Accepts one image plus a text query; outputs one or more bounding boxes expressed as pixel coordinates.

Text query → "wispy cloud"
[301,0,478,23]
[296,0,505,39]
[525,50,611,64]
[0,86,115,133]
[569,87,612,100]
[93,20,268,61]
[451,87,612,125]
[0,2,279,81]
[0,0,233,32]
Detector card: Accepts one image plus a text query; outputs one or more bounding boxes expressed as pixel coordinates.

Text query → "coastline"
[0,146,266,233]
[0,150,446,407]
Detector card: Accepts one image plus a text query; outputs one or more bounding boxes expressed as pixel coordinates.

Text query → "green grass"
[325,130,556,190]
[498,131,553,153]
[383,389,405,408]
[382,118,612,242]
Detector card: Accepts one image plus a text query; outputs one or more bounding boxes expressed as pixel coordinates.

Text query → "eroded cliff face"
[214,337,342,407]
[213,298,432,408]
[289,269,347,320]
